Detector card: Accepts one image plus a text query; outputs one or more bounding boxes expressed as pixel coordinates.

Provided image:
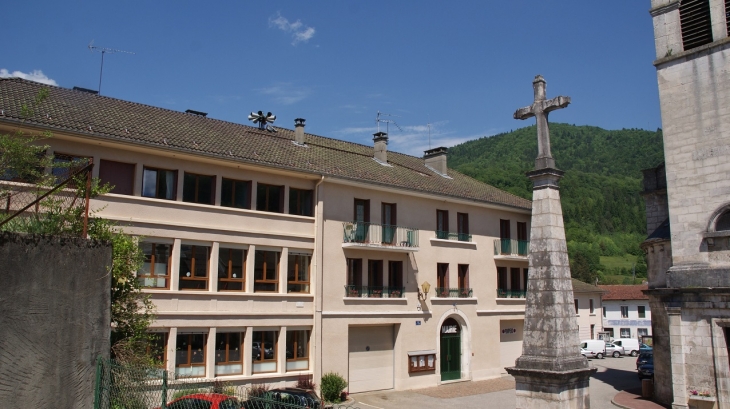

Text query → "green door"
[440,319,461,381]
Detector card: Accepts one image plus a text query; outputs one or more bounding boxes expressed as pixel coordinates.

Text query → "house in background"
[0,78,532,393]
[599,284,651,342]
[572,279,605,340]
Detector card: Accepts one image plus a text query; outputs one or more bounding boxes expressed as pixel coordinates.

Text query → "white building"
[573,279,605,341]
[599,285,651,341]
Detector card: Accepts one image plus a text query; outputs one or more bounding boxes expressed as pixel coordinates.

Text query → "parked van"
[580,339,606,359]
[613,338,640,356]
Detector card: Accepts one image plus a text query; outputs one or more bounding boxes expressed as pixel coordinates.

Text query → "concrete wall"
[0,233,111,409]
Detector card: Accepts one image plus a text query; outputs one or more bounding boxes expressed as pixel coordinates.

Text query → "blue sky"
[2,1,660,156]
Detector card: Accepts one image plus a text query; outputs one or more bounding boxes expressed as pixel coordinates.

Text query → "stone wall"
[0,233,111,409]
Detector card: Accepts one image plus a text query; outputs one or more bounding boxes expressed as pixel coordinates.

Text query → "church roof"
[0,78,531,210]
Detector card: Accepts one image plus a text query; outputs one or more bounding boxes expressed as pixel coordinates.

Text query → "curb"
[611,397,633,409]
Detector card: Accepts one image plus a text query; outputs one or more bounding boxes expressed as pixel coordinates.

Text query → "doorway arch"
[436,311,471,382]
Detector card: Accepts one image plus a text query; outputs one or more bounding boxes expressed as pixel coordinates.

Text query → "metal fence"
[0,157,93,237]
[94,358,359,409]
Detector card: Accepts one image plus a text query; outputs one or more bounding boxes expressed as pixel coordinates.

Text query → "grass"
[600,255,636,270]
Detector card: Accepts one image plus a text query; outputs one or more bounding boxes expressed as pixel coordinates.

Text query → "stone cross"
[514,75,570,170]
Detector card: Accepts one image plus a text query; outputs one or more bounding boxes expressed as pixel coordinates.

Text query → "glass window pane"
[163,170,175,200]
[267,186,281,212]
[183,173,196,203]
[190,334,205,364]
[194,247,209,277]
[142,169,157,198]
[176,335,190,365]
[234,181,249,208]
[197,175,213,204]
[254,250,264,280]
[228,333,241,362]
[256,184,267,211]
[141,243,153,275]
[221,179,233,207]
[154,244,170,275]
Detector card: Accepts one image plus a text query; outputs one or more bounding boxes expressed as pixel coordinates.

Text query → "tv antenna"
[88,40,135,94]
[427,123,432,149]
[376,111,403,135]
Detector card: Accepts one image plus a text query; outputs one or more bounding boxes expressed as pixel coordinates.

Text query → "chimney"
[373,132,388,163]
[294,118,306,145]
[424,147,448,175]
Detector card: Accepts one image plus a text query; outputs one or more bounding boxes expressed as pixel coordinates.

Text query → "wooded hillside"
[449,123,665,283]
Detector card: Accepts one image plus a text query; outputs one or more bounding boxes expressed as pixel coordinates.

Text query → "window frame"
[347,258,363,287]
[388,261,403,289]
[252,330,278,373]
[138,242,172,289]
[620,328,631,338]
[590,299,594,314]
[457,212,469,240]
[256,183,284,213]
[638,305,646,319]
[142,167,177,200]
[147,332,169,369]
[179,244,211,290]
[621,305,629,319]
[182,172,215,205]
[437,263,449,290]
[218,248,246,292]
[287,253,311,293]
[221,178,251,209]
[286,330,310,371]
[175,333,207,378]
[254,250,280,292]
[458,264,469,293]
[289,188,313,216]
[215,332,243,375]
[436,209,449,239]
[99,159,135,195]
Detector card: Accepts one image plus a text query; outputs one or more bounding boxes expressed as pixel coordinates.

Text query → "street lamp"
[418,281,431,301]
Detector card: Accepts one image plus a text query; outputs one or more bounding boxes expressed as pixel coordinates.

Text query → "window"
[368,260,384,288]
[286,330,310,371]
[289,188,313,216]
[458,264,469,296]
[679,0,713,51]
[148,332,168,368]
[500,219,511,239]
[252,330,278,373]
[620,328,631,338]
[590,299,594,314]
[256,183,283,213]
[218,248,246,291]
[183,172,215,205]
[457,212,469,241]
[574,299,579,314]
[52,153,89,182]
[389,261,403,296]
[638,328,649,338]
[638,306,646,318]
[215,332,243,375]
[716,210,730,231]
[436,210,449,239]
[142,167,176,200]
[347,258,362,286]
[99,159,134,195]
[382,203,397,244]
[437,263,449,290]
[603,306,607,318]
[621,306,629,318]
[517,221,527,241]
[523,268,529,291]
[138,242,172,288]
[591,324,595,340]
[510,268,521,292]
[179,245,210,290]
[287,253,311,293]
[221,178,251,209]
[353,199,370,242]
[497,266,508,290]
[254,250,279,292]
[175,333,206,378]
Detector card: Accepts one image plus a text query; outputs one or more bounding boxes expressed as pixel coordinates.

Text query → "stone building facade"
[0,78,532,393]
[648,1,730,407]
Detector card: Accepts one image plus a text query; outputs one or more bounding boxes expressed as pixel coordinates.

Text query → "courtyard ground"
[351,355,662,409]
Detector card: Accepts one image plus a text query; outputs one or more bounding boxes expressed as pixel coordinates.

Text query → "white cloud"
[0,69,58,86]
[269,13,316,45]
[257,83,310,105]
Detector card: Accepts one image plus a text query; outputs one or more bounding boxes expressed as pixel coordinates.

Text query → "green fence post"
[161,369,168,409]
[93,357,102,409]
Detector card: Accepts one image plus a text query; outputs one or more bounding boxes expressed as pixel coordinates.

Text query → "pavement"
[351,355,667,409]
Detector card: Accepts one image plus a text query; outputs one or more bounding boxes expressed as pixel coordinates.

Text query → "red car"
[156,393,242,409]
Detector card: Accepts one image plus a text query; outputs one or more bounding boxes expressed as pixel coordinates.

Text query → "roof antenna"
[375,111,403,135]
[427,123,432,149]
[88,40,135,95]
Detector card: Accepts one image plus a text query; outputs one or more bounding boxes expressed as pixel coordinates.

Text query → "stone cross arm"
[513,95,571,120]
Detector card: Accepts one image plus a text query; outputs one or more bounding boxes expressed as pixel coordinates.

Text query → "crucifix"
[514,75,570,170]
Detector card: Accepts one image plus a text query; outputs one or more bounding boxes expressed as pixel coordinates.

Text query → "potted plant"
[390,290,401,298]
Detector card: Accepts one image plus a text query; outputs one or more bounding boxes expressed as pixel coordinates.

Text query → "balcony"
[344,285,405,298]
[497,289,526,299]
[493,239,529,259]
[434,230,472,242]
[342,222,419,251]
[435,287,473,298]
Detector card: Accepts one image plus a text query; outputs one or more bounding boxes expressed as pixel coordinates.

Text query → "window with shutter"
[679,0,713,50]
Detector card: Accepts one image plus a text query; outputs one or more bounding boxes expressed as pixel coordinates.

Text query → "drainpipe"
[313,175,325,388]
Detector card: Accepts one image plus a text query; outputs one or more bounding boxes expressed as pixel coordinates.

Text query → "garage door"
[348,325,394,393]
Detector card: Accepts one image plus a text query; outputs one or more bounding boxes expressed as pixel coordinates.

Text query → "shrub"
[320,372,348,403]
[296,374,316,390]
[248,383,270,398]
[172,388,203,400]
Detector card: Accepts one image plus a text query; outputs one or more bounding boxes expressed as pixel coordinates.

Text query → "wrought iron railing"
[434,287,473,298]
[342,222,418,247]
[493,239,529,256]
[344,285,405,298]
[435,230,472,242]
[497,289,527,298]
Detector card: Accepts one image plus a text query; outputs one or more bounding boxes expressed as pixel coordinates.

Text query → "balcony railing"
[344,285,405,298]
[342,222,419,248]
[435,287,473,298]
[497,289,527,298]
[493,239,529,256]
[435,230,472,242]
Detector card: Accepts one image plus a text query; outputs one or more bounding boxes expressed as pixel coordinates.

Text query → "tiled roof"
[572,278,605,294]
[0,78,531,210]
[598,284,649,300]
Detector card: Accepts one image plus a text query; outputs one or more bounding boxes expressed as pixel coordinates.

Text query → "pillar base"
[506,366,597,409]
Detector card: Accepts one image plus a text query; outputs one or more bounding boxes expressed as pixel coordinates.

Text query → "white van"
[580,339,607,359]
[612,338,640,356]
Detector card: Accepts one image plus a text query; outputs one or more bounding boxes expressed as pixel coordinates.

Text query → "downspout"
[313,175,325,387]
